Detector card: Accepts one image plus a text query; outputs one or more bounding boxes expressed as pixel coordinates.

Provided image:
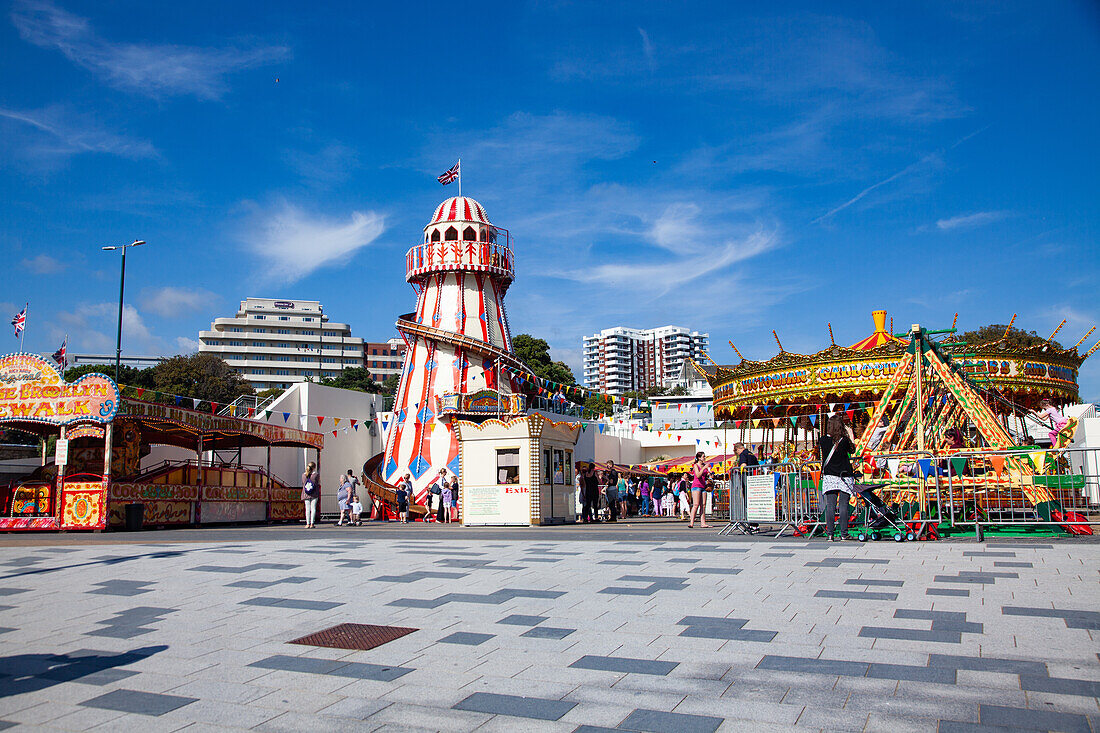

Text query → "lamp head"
[132,240,146,247]
[101,246,117,251]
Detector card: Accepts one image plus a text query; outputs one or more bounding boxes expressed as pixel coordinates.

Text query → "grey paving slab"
[570,655,678,676]
[187,563,299,574]
[688,567,742,575]
[439,631,495,645]
[1003,606,1100,630]
[521,626,575,640]
[816,589,899,601]
[238,597,342,610]
[80,689,197,716]
[928,588,970,597]
[845,578,905,587]
[618,707,723,733]
[499,614,548,626]
[978,703,1091,732]
[452,691,575,720]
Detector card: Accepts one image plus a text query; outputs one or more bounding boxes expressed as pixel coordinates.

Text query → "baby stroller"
[853,483,915,542]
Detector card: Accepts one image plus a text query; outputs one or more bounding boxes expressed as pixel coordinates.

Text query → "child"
[350,493,363,526]
[396,473,410,524]
[440,481,453,524]
[1033,399,1069,447]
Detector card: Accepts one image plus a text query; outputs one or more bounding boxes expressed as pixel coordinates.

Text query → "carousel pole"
[912,325,926,512]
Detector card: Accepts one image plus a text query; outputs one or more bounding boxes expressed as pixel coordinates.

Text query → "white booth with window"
[454,414,580,526]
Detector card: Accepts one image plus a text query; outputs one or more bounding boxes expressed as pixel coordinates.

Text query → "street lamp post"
[102,240,145,382]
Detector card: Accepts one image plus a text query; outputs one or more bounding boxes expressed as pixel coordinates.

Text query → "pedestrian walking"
[582,463,600,522]
[301,461,320,529]
[688,452,710,528]
[820,414,856,541]
[336,470,353,526]
[604,461,619,522]
[350,493,363,525]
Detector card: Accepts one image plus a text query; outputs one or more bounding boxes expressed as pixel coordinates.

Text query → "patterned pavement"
[0,531,1096,732]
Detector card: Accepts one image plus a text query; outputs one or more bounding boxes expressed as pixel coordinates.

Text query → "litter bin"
[124,503,144,531]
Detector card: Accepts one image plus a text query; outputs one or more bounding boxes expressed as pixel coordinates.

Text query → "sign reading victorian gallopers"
[0,354,119,424]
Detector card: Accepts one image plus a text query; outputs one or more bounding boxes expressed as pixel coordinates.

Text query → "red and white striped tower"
[381,196,519,504]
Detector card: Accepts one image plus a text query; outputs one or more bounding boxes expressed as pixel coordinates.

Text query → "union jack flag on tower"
[437,160,460,186]
[11,305,26,338]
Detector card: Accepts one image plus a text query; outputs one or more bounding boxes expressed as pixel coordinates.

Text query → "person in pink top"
[1033,399,1069,446]
[688,452,710,528]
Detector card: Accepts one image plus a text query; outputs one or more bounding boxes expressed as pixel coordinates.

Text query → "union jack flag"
[437,160,460,185]
[11,305,26,338]
[52,337,67,369]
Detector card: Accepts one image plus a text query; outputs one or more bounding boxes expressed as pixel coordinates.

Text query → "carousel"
[700,310,1092,452]
[0,353,324,531]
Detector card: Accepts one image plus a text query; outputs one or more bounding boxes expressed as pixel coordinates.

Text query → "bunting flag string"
[116,383,378,433]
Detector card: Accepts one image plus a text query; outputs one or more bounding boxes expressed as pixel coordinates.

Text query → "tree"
[582,395,614,419]
[959,324,1063,350]
[256,387,284,403]
[64,363,155,388]
[151,353,254,404]
[511,334,576,385]
[319,367,382,393]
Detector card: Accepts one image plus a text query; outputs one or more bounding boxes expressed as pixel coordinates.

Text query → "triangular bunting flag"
[350,419,357,428]
[316,416,324,427]
[598,424,605,434]
[332,430,337,438]
[192,398,200,409]
[333,418,341,427]
[989,455,1005,478]
[136,388,145,398]
[282,412,290,423]
[229,405,237,416]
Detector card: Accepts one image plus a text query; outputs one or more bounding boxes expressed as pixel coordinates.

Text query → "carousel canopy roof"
[850,310,904,350]
[428,196,492,227]
[117,399,324,451]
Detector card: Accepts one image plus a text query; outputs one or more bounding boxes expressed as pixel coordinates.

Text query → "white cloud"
[936,211,1006,231]
[242,201,385,285]
[0,105,156,163]
[12,0,288,100]
[638,28,655,68]
[175,336,201,353]
[21,253,65,273]
[56,302,156,354]
[139,286,216,318]
[560,227,778,292]
[284,142,359,185]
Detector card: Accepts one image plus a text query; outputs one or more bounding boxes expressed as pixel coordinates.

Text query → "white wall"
[243,383,384,514]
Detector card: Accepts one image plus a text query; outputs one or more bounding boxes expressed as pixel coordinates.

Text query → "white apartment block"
[582,326,709,395]
[198,298,365,391]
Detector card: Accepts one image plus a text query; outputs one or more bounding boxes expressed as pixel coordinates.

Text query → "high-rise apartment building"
[364,337,407,384]
[582,326,709,395]
[198,298,365,391]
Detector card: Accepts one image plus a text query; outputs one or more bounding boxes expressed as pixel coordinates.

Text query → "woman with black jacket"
[819,414,857,541]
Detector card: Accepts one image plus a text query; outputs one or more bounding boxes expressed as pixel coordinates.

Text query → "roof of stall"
[116,398,324,451]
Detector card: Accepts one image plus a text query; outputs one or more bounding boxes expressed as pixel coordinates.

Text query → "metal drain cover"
[288,622,418,651]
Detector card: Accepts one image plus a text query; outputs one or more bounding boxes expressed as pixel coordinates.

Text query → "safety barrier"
[943,445,1100,541]
[720,463,815,537]
[717,446,1100,542]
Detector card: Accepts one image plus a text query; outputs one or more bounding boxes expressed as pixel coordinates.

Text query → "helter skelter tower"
[380,196,526,501]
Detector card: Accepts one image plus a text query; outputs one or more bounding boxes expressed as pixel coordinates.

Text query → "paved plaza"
[0,527,1097,732]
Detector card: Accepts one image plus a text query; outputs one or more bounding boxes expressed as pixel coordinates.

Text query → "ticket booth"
[454,414,580,526]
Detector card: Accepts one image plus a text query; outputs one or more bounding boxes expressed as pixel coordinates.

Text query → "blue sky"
[2,1,1098,399]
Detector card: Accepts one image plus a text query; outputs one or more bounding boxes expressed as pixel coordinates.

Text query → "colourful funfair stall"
[0,354,324,531]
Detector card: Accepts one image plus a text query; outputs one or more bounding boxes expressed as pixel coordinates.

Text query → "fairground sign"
[0,354,119,425]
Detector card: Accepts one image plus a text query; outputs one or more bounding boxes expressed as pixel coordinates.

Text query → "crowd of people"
[574,454,720,528]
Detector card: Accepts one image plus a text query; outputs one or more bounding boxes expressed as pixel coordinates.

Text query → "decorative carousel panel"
[61,481,106,529]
